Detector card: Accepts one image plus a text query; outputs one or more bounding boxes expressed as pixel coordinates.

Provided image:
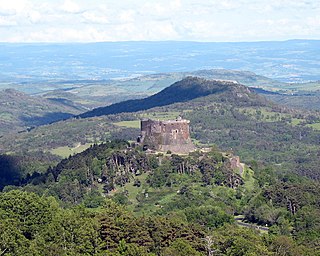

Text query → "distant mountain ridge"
[78,77,253,118]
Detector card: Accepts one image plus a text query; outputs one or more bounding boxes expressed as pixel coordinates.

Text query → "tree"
[161,239,202,256]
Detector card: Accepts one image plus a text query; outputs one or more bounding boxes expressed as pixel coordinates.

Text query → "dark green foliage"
[83,190,105,208]
[184,205,233,228]
[294,206,320,248]
[0,190,59,240]
[0,152,59,190]
[263,180,320,214]
[99,200,206,253]
[0,190,102,255]
[146,152,242,190]
[146,159,173,187]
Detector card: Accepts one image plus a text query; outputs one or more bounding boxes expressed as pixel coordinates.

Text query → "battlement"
[138,118,195,154]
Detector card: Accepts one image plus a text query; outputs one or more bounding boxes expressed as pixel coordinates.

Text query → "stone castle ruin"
[138,117,195,154]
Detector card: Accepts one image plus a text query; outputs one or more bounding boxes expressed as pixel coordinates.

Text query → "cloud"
[246,0,320,12]
[0,16,17,26]
[0,0,319,42]
[0,0,28,13]
[119,10,135,24]
[0,9,16,16]
[82,11,110,24]
[27,10,41,23]
[307,17,320,27]
[60,0,82,14]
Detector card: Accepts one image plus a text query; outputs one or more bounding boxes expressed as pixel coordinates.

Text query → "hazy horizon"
[1,38,319,44]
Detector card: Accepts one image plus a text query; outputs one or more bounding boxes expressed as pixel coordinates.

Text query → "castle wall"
[139,118,195,154]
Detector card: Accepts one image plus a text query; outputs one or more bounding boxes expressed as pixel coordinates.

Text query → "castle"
[138,117,195,154]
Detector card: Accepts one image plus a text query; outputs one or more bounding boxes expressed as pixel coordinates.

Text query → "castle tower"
[139,117,195,154]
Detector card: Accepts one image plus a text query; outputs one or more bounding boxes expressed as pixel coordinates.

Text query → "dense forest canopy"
[1,140,319,255]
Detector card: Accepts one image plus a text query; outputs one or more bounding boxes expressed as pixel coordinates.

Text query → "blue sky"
[0,0,319,42]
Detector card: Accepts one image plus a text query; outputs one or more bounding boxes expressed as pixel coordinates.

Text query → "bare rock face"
[138,117,195,154]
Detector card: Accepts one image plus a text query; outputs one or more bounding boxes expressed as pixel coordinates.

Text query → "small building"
[138,117,195,154]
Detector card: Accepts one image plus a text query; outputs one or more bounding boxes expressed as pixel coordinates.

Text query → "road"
[234,216,269,232]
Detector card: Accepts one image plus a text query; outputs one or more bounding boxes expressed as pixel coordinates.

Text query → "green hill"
[78,77,260,118]
[0,89,88,136]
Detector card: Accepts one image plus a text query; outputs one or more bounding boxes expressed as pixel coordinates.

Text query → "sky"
[0,0,319,42]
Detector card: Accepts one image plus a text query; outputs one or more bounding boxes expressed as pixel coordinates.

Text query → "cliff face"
[139,118,195,154]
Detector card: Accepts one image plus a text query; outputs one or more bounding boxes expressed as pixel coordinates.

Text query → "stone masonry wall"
[139,118,195,154]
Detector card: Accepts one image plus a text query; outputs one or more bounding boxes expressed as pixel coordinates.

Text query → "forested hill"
[0,89,87,136]
[1,140,319,255]
[78,77,259,118]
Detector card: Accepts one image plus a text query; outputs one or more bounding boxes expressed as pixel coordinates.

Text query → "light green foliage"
[83,190,105,208]
[184,205,233,228]
[0,190,102,255]
[0,218,33,256]
[161,239,203,256]
[113,120,141,129]
[210,225,272,255]
[0,190,59,238]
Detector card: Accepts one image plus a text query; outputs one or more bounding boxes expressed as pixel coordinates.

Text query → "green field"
[307,122,320,130]
[139,111,182,120]
[0,112,14,121]
[291,118,303,126]
[50,143,93,158]
[113,120,140,128]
